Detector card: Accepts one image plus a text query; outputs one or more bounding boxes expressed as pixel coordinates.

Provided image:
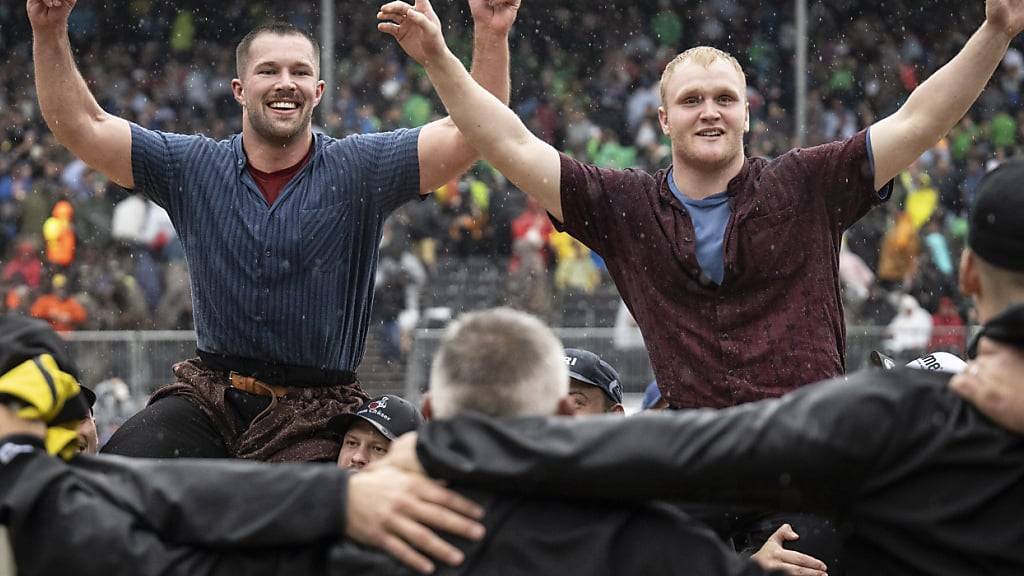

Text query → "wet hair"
[430,308,568,419]
[659,46,746,104]
[236,22,320,78]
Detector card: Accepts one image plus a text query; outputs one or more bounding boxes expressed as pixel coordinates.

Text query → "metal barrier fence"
[402,326,973,402]
[63,326,971,401]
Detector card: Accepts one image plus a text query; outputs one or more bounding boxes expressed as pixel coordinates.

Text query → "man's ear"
[231,78,245,106]
[609,403,626,416]
[960,249,981,298]
[658,105,670,136]
[556,395,576,417]
[420,392,433,421]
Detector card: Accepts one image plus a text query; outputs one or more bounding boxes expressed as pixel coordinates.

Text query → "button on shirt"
[556,129,891,408]
[666,169,730,285]
[129,123,421,372]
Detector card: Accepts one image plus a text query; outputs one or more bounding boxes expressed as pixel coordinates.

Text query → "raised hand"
[986,0,1024,39]
[377,0,449,66]
[345,464,485,574]
[26,0,77,32]
[468,0,521,36]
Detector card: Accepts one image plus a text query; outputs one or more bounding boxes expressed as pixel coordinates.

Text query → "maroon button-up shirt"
[558,130,888,408]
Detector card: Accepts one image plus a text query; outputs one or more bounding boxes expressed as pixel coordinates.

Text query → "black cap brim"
[326,413,398,441]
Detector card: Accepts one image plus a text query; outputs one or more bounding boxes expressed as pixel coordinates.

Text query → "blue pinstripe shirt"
[130,123,421,372]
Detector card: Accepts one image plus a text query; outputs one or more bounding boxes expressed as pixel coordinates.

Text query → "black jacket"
[0,436,768,576]
[331,487,769,576]
[0,436,348,576]
[416,368,1024,575]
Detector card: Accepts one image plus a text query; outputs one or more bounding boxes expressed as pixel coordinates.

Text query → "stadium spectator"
[563,348,625,416]
[29,273,86,332]
[876,211,920,289]
[885,294,933,359]
[42,199,75,270]
[0,317,484,575]
[379,0,1024,412]
[26,0,519,461]
[330,394,423,471]
[1,239,42,290]
[508,196,553,274]
[505,215,554,322]
[929,296,967,354]
[378,158,1024,575]
[552,236,601,296]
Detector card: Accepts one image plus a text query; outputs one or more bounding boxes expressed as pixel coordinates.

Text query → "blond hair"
[659,46,746,103]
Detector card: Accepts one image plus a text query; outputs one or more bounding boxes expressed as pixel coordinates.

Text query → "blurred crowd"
[1,0,1017,359]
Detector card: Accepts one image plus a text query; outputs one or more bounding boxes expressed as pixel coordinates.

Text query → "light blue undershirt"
[666,128,884,286]
[667,167,730,285]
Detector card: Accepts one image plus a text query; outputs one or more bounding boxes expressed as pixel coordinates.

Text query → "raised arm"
[29,0,133,188]
[380,0,564,220]
[869,0,1024,190]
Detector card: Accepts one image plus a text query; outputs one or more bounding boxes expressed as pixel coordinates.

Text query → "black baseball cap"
[0,314,80,380]
[565,348,623,405]
[969,160,1024,272]
[327,394,423,441]
[0,314,88,423]
[80,385,96,411]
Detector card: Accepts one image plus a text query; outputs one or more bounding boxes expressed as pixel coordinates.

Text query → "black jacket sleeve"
[0,438,347,576]
[416,370,942,513]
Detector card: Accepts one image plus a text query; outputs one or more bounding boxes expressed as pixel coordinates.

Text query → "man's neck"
[242,127,313,173]
[670,154,745,200]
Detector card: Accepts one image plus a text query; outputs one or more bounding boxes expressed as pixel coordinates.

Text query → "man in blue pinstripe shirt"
[28,0,520,462]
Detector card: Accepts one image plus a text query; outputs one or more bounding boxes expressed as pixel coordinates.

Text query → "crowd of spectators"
[0,0,1016,360]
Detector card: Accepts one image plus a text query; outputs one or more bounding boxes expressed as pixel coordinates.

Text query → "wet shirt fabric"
[556,129,890,408]
[130,124,421,372]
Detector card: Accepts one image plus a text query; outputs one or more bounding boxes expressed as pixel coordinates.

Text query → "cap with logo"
[870,350,967,374]
[327,394,423,441]
[564,348,623,405]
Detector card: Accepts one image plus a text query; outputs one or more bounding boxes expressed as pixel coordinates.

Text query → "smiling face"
[658,56,749,174]
[232,32,324,147]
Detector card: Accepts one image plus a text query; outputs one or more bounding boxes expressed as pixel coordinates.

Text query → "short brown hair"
[430,308,568,419]
[659,46,746,104]
[235,22,320,78]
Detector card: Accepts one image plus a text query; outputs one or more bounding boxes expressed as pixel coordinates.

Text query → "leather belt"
[229,372,289,398]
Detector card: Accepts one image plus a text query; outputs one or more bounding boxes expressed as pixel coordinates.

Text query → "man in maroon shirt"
[379,0,1024,409]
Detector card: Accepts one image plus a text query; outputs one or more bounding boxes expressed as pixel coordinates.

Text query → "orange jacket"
[43,201,76,266]
[30,294,87,332]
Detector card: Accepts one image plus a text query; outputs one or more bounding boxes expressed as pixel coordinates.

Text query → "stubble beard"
[247,102,313,147]
[677,132,743,173]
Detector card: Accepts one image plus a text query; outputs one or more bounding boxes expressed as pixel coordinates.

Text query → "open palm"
[378,0,447,65]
